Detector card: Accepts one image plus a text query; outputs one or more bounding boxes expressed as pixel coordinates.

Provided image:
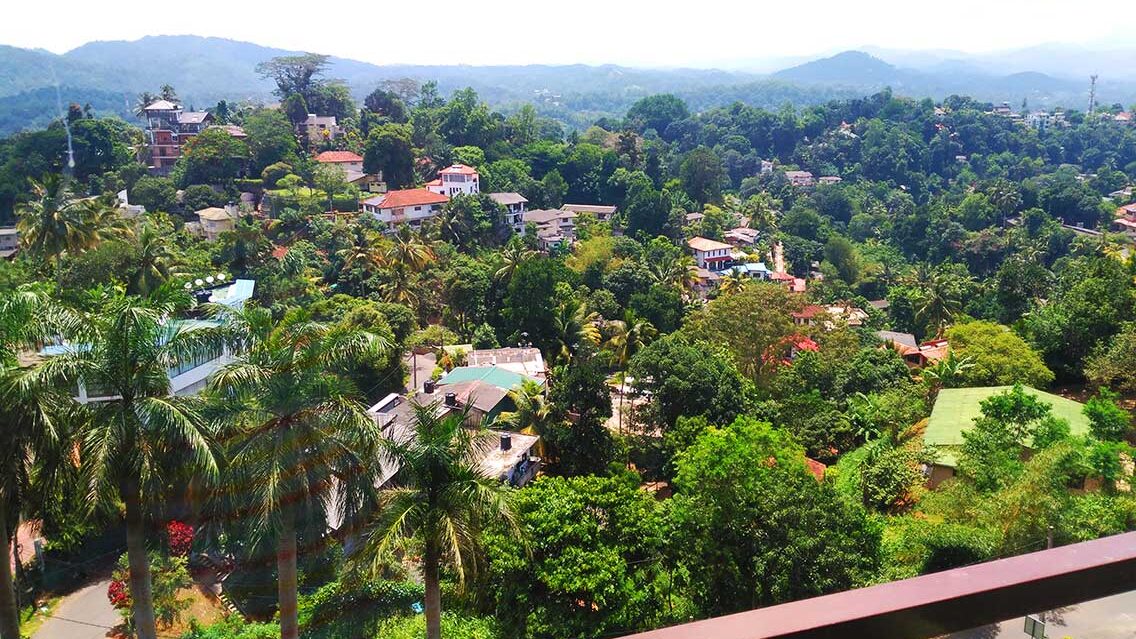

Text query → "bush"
[180,616,280,639]
[109,552,192,629]
[298,578,424,639]
[920,524,998,573]
[373,613,499,639]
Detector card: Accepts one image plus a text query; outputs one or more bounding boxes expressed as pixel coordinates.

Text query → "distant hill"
[2,36,1136,137]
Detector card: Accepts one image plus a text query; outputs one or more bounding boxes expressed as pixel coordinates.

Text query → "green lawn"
[925,386,1091,467]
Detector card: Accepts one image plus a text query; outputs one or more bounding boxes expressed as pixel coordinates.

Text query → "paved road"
[33,578,117,639]
[404,350,436,394]
[946,589,1136,638]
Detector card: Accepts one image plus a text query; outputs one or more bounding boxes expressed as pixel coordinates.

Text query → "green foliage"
[944,321,1054,387]
[670,417,881,616]
[1083,388,1132,442]
[180,617,281,639]
[484,474,676,639]
[1085,322,1136,395]
[298,578,424,639]
[364,123,415,188]
[372,613,500,639]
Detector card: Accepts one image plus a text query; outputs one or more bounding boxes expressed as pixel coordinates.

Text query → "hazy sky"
[4,0,1132,67]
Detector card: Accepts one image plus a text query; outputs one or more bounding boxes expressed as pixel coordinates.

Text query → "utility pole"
[1088,75,1099,115]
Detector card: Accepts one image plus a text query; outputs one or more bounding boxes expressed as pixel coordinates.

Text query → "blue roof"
[727,263,771,276]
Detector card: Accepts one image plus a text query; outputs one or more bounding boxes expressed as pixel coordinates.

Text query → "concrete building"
[426,164,480,197]
[361,189,449,231]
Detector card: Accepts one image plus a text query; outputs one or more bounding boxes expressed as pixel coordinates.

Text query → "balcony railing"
[620,531,1136,639]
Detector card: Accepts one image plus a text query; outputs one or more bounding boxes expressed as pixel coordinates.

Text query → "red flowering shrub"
[166,520,194,557]
[107,577,130,609]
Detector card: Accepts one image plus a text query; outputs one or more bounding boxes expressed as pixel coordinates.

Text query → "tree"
[31,292,226,639]
[823,235,861,285]
[129,176,177,213]
[605,311,657,433]
[683,283,800,388]
[628,334,753,432]
[502,259,577,354]
[496,379,554,453]
[177,128,249,186]
[944,321,1054,388]
[1083,388,1132,442]
[626,94,690,136]
[670,417,880,616]
[1085,323,1136,395]
[17,175,129,281]
[243,109,299,175]
[209,309,387,639]
[0,289,71,639]
[256,54,332,103]
[363,88,409,123]
[680,146,725,205]
[483,474,671,639]
[363,401,521,639]
[128,220,182,297]
[363,124,415,189]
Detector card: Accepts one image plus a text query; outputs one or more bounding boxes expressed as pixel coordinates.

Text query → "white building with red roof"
[362,189,449,230]
[426,164,480,197]
[687,236,734,270]
[315,150,364,173]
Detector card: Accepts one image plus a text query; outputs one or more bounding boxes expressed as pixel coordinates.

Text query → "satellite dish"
[206,276,215,284]
[184,282,192,290]
[216,273,226,281]
[194,279,204,287]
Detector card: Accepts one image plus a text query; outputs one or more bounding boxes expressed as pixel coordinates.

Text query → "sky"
[3,0,1133,68]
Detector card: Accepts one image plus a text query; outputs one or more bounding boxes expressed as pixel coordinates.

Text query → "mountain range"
[1,36,1134,135]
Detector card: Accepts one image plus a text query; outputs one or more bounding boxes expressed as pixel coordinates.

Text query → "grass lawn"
[19,594,62,637]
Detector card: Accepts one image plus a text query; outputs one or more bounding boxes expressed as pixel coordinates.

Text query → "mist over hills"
[1,35,1133,135]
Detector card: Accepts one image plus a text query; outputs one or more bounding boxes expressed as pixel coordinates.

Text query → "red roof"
[365,188,449,209]
[439,163,478,175]
[425,178,442,186]
[792,304,826,319]
[271,245,289,260]
[315,151,363,164]
[770,272,795,281]
[788,335,820,352]
[805,458,827,481]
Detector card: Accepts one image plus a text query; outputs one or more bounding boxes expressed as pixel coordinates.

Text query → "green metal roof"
[436,365,541,391]
[925,386,1091,467]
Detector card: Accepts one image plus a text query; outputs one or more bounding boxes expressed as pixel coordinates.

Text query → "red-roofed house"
[426,164,480,197]
[315,151,364,173]
[687,236,734,270]
[1114,204,1136,238]
[805,458,827,482]
[362,189,449,230]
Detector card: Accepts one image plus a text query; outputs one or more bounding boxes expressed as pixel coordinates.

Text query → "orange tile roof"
[687,236,733,252]
[315,151,363,163]
[364,188,449,209]
[439,163,478,175]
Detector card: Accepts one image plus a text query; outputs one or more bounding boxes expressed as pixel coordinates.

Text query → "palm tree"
[605,311,657,434]
[717,272,747,296]
[496,379,553,457]
[17,177,130,284]
[495,239,534,282]
[364,401,521,639]
[134,92,157,118]
[31,291,226,639]
[129,222,182,297]
[551,299,600,365]
[742,192,781,234]
[381,229,435,271]
[915,270,967,337]
[209,309,388,639]
[0,289,72,639]
[922,351,976,394]
[158,84,178,103]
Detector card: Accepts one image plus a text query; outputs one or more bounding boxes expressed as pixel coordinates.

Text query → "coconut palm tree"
[494,239,534,282]
[17,177,130,283]
[134,92,157,118]
[496,379,553,457]
[717,272,747,296]
[208,309,388,639]
[128,221,183,297]
[0,289,72,639]
[605,311,657,434]
[381,229,435,272]
[551,299,600,365]
[30,291,226,639]
[364,401,521,639]
[915,270,967,337]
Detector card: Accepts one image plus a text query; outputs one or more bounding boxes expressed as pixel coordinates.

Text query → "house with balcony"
[488,192,528,232]
[426,164,480,197]
[687,236,733,270]
[784,170,816,187]
[523,209,578,250]
[361,188,449,231]
[41,277,255,401]
[195,205,239,241]
[143,100,247,174]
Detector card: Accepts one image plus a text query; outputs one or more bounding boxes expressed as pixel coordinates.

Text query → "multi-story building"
[299,114,342,147]
[41,277,255,401]
[687,236,734,270]
[315,150,365,173]
[361,189,449,231]
[142,100,215,174]
[426,164,480,197]
[488,192,528,232]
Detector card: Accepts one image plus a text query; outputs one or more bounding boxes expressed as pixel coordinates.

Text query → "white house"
[0,227,18,258]
[196,205,239,241]
[562,204,617,222]
[488,192,528,232]
[315,150,365,173]
[426,164,480,197]
[784,170,816,187]
[42,278,256,401]
[362,188,449,230]
[687,236,733,270]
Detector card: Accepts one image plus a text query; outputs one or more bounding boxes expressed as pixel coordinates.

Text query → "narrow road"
[404,350,436,394]
[946,588,1136,638]
[33,578,118,639]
